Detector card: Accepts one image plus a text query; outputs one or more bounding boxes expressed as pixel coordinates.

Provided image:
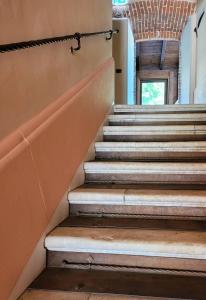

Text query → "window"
[140,80,168,105]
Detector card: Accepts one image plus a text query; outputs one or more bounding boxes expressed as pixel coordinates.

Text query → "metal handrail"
[0,29,119,54]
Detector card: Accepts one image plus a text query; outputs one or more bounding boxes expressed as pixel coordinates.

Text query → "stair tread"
[95,141,206,160]
[22,290,157,300]
[60,216,206,231]
[84,161,206,185]
[84,161,206,173]
[96,141,206,151]
[109,113,206,119]
[114,105,206,108]
[103,125,206,142]
[45,225,206,259]
[114,104,206,114]
[29,267,206,299]
[69,187,206,207]
[85,162,206,184]
[108,114,206,125]
[103,125,206,133]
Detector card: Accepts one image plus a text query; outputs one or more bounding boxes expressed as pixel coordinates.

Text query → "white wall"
[195,0,206,103]
[179,15,196,104]
[127,21,135,104]
[113,18,135,104]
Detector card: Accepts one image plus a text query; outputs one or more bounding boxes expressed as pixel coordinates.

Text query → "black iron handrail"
[0,29,119,54]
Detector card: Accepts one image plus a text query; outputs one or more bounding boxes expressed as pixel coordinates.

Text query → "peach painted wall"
[0,1,114,299]
[0,0,112,140]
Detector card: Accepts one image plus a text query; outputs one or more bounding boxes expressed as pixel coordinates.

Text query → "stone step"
[108,113,206,126]
[45,222,206,261]
[68,187,206,217]
[95,141,206,161]
[46,217,206,271]
[103,125,206,142]
[114,104,206,114]
[84,161,206,184]
[21,290,158,300]
[28,267,206,300]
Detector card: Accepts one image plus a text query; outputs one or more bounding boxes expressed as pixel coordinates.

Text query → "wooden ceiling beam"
[160,40,167,70]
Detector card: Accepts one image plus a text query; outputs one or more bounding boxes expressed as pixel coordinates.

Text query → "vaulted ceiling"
[113,0,197,41]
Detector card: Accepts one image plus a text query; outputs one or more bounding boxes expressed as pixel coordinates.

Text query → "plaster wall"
[127,21,135,105]
[179,15,196,104]
[195,0,206,103]
[113,18,128,104]
[0,0,112,140]
[113,18,135,104]
[0,1,114,299]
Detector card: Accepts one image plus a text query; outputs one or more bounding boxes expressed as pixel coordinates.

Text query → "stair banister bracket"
[71,32,82,54]
[106,30,113,41]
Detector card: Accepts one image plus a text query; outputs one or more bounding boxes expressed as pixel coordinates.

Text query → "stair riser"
[109,121,206,126]
[47,251,206,272]
[109,113,206,126]
[69,187,206,218]
[85,173,206,184]
[104,135,206,142]
[114,109,206,117]
[96,151,206,161]
[70,204,206,218]
[30,267,206,299]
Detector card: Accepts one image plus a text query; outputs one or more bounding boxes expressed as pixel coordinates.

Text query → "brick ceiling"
[113,0,197,41]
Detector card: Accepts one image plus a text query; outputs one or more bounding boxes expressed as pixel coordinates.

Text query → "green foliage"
[142,82,165,105]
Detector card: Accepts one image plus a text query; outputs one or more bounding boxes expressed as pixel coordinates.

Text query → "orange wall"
[0,0,112,140]
[0,1,114,299]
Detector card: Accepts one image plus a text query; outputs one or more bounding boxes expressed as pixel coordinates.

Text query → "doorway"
[136,40,179,105]
[140,79,168,105]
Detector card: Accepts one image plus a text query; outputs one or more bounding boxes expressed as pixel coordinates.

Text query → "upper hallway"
[112,0,206,106]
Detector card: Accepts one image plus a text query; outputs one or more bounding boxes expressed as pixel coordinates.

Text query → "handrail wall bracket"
[71,32,82,54]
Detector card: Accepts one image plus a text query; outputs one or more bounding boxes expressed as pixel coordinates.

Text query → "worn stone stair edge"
[68,188,206,207]
[103,125,206,132]
[95,141,206,150]
[45,227,206,260]
[108,114,206,120]
[84,162,206,174]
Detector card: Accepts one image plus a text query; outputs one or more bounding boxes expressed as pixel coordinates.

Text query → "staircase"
[22,105,206,300]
